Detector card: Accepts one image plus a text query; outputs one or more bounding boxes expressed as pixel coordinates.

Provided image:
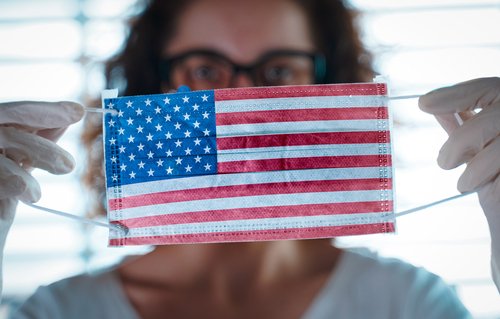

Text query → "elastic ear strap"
[26,190,474,232]
[25,203,128,235]
[392,191,475,219]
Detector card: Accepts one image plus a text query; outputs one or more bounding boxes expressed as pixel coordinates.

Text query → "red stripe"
[214,83,387,101]
[216,107,388,126]
[115,201,394,228]
[218,155,392,173]
[216,131,391,150]
[109,178,392,210]
[109,222,395,246]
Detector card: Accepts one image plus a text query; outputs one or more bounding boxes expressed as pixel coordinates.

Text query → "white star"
[174,122,182,130]
[147,169,155,176]
[184,147,192,155]
[155,124,163,131]
[147,151,154,159]
[201,94,209,102]
[128,135,135,143]
[138,161,145,169]
[204,163,212,171]
[173,105,181,112]
[166,166,173,174]
[194,155,202,163]
[193,138,201,146]
[137,143,145,151]
[163,97,170,104]
[192,103,200,111]
[183,113,191,120]
[184,130,191,138]
[165,131,172,139]
[164,114,172,122]
[182,96,189,103]
[156,159,164,167]
[120,163,127,171]
[204,145,211,154]
[129,171,136,179]
[156,141,163,149]
[136,125,144,133]
[126,100,133,108]
[135,108,143,116]
[107,102,114,108]
[117,110,124,117]
[193,121,201,128]
[165,149,173,157]
[145,98,152,106]
[175,157,183,165]
[117,128,125,135]
[203,129,210,136]
[202,111,210,119]
[127,117,134,125]
[128,153,136,161]
[119,145,126,153]
[185,165,192,172]
[146,133,153,141]
[145,116,153,123]
[111,156,117,163]
[155,106,162,114]
[108,119,115,127]
[109,138,116,145]
[112,174,118,181]
[174,139,182,147]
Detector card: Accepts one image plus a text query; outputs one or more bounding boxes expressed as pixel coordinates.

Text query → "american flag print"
[103,83,395,246]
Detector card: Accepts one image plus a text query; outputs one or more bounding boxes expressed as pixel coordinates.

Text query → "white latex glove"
[418,77,500,292]
[0,101,84,297]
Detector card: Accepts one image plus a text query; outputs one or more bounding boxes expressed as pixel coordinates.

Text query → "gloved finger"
[0,101,84,130]
[457,137,500,192]
[419,77,500,115]
[438,104,500,169]
[0,155,41,203]
[0,127,75,174]
[37,127,68,143]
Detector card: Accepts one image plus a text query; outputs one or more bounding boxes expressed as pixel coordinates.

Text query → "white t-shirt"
[11,249,471,319]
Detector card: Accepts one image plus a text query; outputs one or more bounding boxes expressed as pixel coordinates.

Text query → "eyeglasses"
[160,49,326,90]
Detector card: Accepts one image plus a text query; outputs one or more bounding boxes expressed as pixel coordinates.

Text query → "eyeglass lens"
[168,52,316,90]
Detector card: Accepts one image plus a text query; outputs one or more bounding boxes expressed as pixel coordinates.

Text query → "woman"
[4,0,499,318]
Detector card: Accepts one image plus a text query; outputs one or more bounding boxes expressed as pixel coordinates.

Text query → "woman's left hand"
[418,77,500,291]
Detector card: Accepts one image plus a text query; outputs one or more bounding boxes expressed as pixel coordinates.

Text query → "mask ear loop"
[385,94,478,221]
[25,203,129,235]
[390,191,475,220]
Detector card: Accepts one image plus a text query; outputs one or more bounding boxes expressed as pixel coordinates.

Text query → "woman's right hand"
[0,101,84,296]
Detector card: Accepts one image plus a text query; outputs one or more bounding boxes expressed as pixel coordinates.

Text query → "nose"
[230,72,255,88]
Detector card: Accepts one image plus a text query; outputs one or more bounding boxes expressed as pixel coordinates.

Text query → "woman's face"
[162,0,317,90]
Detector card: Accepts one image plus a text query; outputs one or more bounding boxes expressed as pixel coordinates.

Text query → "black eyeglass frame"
[159,49,327,87]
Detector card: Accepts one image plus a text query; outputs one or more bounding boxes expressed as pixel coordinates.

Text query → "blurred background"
[0,0,499,317]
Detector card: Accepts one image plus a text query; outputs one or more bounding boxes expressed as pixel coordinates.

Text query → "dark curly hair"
[82,0,374,217]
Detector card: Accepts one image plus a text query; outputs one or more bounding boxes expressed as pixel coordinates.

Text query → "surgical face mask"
[102,83,394,246]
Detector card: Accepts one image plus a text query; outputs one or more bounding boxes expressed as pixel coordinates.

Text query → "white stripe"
[109,190,393,220]
[215,95,387,113]
[218,143,390,163]
[109,211,393,239]
[107,167,392,199]
[216,119,389,137]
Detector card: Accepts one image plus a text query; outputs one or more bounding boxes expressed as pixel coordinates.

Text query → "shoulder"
[340,248,435,283]
[10,268,137,319]
[306,248,471,319]
[342,248,466,303]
